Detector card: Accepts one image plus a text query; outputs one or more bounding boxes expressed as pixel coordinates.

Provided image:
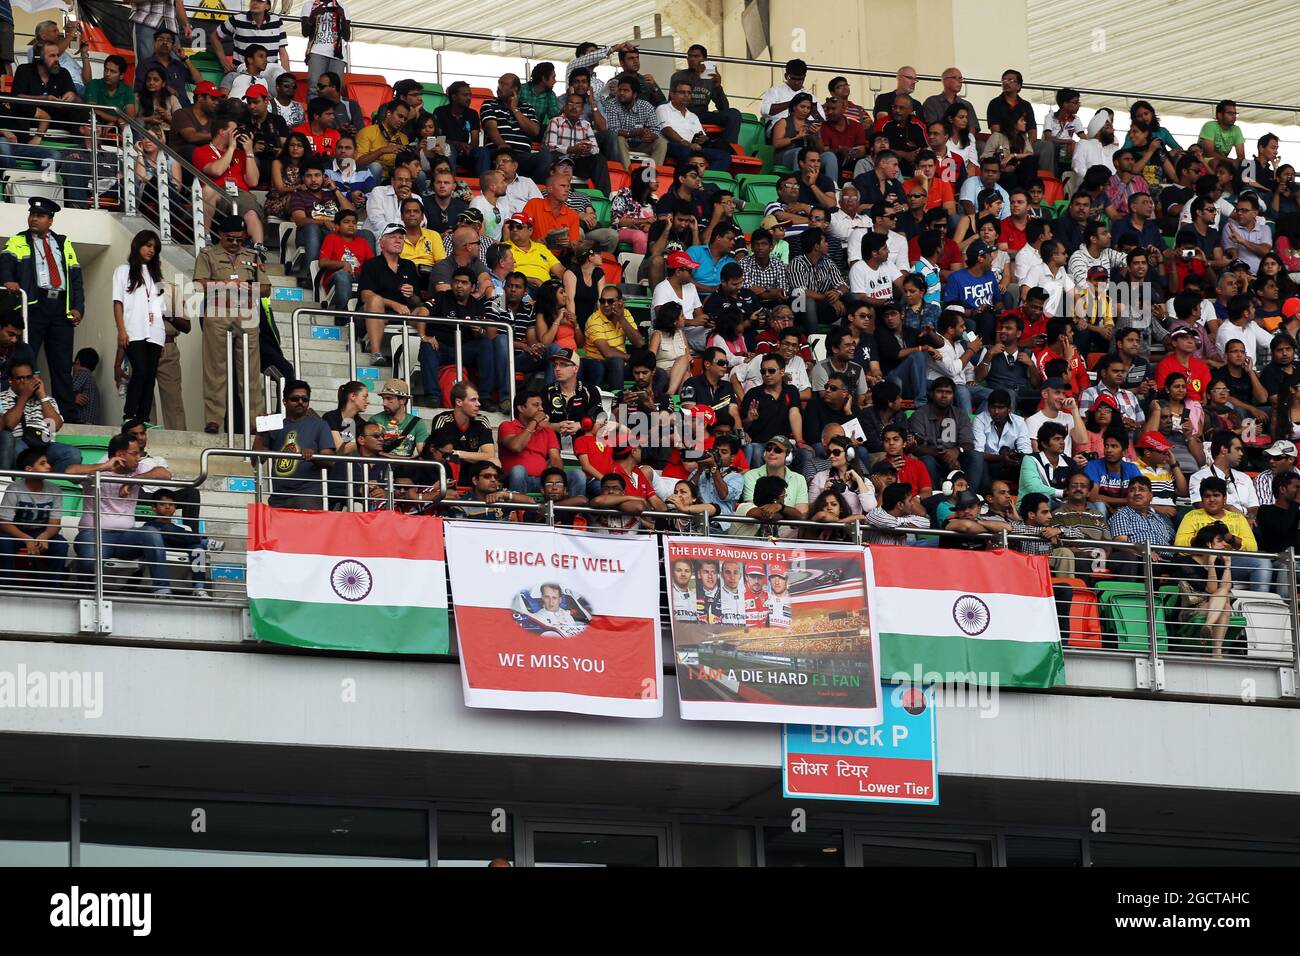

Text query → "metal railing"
[0,94,231,254]
[288,305,516,410]
[3,447,1296,683]
[162,6,1300,119]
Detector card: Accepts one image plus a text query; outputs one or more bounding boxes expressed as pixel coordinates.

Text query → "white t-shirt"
[1043,110,1085,143]
[111,263,167,346]
[1013,244,1043,286]
[1027,408,1078,456]
[948,138,978,171]
[651,278,703,318]
[848,259,901,299]
[1215,319,1273,365]
[734,353,811,394]
[1021,262,1075,317]
[885,230,910,272]
[829,209,872,262]
[760,82,807,128]
[655,104,705,143]
[300,0,350,59]
[226,65,285,100]
[470,195,507,241]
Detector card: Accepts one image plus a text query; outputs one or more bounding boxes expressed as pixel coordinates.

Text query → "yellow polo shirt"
[508,240,559,285]
[355,123,410,176]
[585,307,634,353]
[400,228,447,268]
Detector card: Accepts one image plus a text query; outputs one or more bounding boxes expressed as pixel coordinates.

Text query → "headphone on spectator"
[941,470,965,496]
[770,441,794,467]
[829,437,855,463]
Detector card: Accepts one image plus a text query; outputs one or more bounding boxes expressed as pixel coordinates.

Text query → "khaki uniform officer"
[194,213,269,432]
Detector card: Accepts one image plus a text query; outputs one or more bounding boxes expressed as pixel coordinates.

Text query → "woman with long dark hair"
[112,230,167,423]
[265,132,310,219]
[611,164,658,254]
[532,278,584,385]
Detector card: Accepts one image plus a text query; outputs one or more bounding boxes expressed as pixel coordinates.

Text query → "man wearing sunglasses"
[681,345,742,432]
[253,379,335,510]
[581,288,644,391]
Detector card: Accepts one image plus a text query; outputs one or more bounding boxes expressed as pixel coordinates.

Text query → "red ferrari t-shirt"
[1155,354,1212,403]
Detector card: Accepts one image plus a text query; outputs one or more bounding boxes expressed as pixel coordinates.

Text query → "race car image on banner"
[664,538,882,726]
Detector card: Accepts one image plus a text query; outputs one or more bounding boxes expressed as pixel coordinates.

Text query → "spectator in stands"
[108,230,166,425]
[1198,100,1245,171]
[132,26,199,108]
[325,134,374,208]
[609,163,658,256]
[134,66,183,148]
[504,213,564,289]
[422,166,469,236]
[863,481,930,543]
[740,227,789,306]
[82,53,135,125]
[1176,475,1271,593]
[1,198,82,416]
[1255,440,1297,507]
[1256,470,1300,557]
[314,71,362,135]
[808,434,873,514]
[371,377,426,458]
[658,79,729,171]
[288,158,350,280]
[735,439,808,534]
[957,156,1009,219]
[0,355,80,472]
[1188,429,1259,519]
[426,382,499,488]
[582,286,643,391]
[199,117,267,252]
[295,96,341,156]
[519,62,561,134]
[1072,111,1118,180]
[253,379,334,508]
[494,149,542,213]
[523,167,582,251]
[271,72,305,128]
[264,131,309,220]
[300,0,350,90]
[432,81,481,176]
[739,350,806,467]
[323,379,368,457]
[543,346,602,436]
[602,74,666,168]
[224,44,284,101]
[360,163,415,248]
[429,226,493,297]
[1108,474,1175,553]
[971,388,1030,493]
[480,73,550,179]
[499,389,584,496]
[71,432,172,595]
[61,348,99,427]
[213,0,288,76]
[788,227,849,332]
[144,489,219,596]
[397,197,444,281]
[0,445,69,581]
[612,45,665,107]
[318,208,371,309]
[545,92,610,194]
[356,98,410,183]
[1222,192,1272,275]
[760,59,819,131]
[357,222,427,367]
[668,43,741,145]
[416,261,492,401]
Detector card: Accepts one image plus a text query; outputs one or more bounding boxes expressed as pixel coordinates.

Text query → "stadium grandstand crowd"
[0,3,1299,657]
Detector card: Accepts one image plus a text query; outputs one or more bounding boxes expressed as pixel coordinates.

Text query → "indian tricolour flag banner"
[443,521,662,718]
[247,504,449,654]
[870,546,1065,688]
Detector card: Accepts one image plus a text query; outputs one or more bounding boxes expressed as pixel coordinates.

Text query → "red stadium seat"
[729,144,763,176]
[292,71,310,107]
[599,254,623,285]
[1053,577,1103,649]
[469,87,493,115]
[653,164,674,198]
[351,81,393,126]
[343,73,389,95]
[607,161,631,194]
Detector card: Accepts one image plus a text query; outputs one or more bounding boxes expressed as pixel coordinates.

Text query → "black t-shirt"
[1159,185,1194,224]
[803,394,853,443]
[321,408,356,445]
[797,176,838,207]
[647,220,694,253]
[851,333,877,371]
[545,381,602,424]
[987,95,1036,136]
[1257,503,1300,553]
[357,254,422,311]
[1210,365,1257,407]
[1120,355,1153,390]
[873,324,921,375]
[740,384,800,444]
[654,189,707,222]
[1260,361,1295,399]
[679,374,736,415]
[432,104,481,145]
[872,92,923,118]
[426,290,484,345]
[422,195,469,235]
[703,289,761,323]
[429,410,494,486]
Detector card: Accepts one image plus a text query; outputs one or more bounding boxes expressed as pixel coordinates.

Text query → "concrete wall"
[1,638,1297,796]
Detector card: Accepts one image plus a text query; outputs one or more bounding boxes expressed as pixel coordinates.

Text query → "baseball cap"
[1168,325,1195,339]
[764,435,794,452]
[379,222,404,238]
[744,562,766,576]
[666,250,701,270]
[953,490,982,509]
[965,240,995,265]
[1086,265,1109,280]
[550,155,575,170]
[1282,297,1300,319]
[457,207,485,226]
[1265,440,1298,458]
[768,562,788,578]
[1229,258,1251,271]
[194,80,223,98]
[507,212,533,226]
[243,83,269,100]
[379,378,411,398]
[549,347,577,365]
[1092,392,1119,410]
[1136,432,1172,452]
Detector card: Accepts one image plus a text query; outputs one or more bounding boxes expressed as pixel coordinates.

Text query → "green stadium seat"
[751,143,775,173]
[733,210,765,235]
[701,170,737,191]
[422,92,450,114]
[1097,580,1167,652]
[421,81,444,95]
[741,182,778,210]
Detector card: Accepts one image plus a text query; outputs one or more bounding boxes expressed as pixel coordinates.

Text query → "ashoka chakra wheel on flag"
[952,595,990,635]
[330,559,373,602]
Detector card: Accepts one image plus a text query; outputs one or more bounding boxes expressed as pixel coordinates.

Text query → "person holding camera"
[198,116,268,253]
[808,434,873,514]
[693,434,744,523]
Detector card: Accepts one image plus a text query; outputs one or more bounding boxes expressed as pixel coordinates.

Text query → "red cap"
[1092,392,1119,410]
[744,562,766,576]
[1086,265,1109,280]
[194,80,223,98]
[666,250,700,270]
[1136,431,1172,452]
[768,561,788,578]
[507,212,533,226]
[243,83,269,100]
[1283,297,1300,319]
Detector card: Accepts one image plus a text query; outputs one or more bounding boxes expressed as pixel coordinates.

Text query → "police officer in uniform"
[193,214,269,432]
[0,198,84,412]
